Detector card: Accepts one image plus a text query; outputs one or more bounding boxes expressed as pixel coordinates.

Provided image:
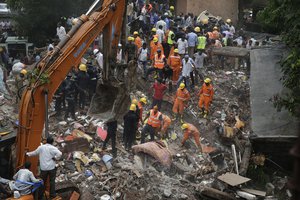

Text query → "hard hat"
[202,18,208,25]
[181,123,188,130]
[20,69,27,75]
[133,31,139,35]
[204,78,211,83]
[129,104,137,111]
[151,28,157,32]
[128,36,134,41]
[164,12,169,17]
[170,6,174,10]
[93,49,99,55]
[140,97,147,104]
[153,37,158,42]
[194,27,201,33]
[213,26,218,30]
[79,64,87,72]
[179,83,185,89]
[132,99,138,105]
[226,19,232,23]
[174,48,179,53]
[153,105,158,111]
[118,43,122,47]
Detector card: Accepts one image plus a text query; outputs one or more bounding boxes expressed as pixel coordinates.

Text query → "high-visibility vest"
[212,30,220,40]
[197,36,206,50]
[147,109,162,128]
[154,54,165,69]
[167,30,175,45]
[200,83,214,98]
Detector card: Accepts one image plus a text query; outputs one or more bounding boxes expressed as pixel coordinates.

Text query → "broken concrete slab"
[217,173,251,186]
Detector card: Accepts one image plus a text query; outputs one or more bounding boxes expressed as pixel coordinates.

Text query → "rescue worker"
[133,31,142,50]
[146,49,166,80]
[77,64,89,109]
[172,83,190,122]
[167,6,175,18]
[102,118,118,157]
[26,136,62,199]
[198,78,214,118]
[160,114,171,139]
[87,63,98,101]
[166,26,175,58]
[12,161,42,199]
[138,97,147,123]
[64,74,77,120]
[181,123,202,152]
[150,37,164,61]
[196,28,207,51]
[141,105,163,143]
[169,48,182,85]
[123,104,138,151]
[212,26,221,40]
[151,78,167,110]
[132,99,140,124]
[125,36,137,63]
[150,28,158,42]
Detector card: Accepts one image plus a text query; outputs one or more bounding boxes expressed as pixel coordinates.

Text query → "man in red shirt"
[151,78,167,110]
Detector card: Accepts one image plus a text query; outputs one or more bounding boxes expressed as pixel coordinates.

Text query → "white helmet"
[93,49,99,55]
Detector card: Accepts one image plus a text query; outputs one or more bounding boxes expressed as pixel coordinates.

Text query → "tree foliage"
[257,0,300,117]
[6,0,94,45]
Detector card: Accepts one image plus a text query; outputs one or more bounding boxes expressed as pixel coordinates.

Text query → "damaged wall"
[175,0,239,24]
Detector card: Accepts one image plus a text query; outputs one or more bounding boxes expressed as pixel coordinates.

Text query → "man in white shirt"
[155,16,167,32]
[156,25,164,44]
[177,54,195,91]
[93,49,103,71]
[138,43,149,78]
[56,22,66,41]
[27,136,62,199]
[177,37,188,58]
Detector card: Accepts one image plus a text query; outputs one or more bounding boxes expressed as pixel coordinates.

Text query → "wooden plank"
[242,188,266,197]
[212,46,250,57]
[218,173,251,186]
[201,187,236,200]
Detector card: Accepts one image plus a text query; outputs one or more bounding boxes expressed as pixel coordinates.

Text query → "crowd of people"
[0,1,276,199]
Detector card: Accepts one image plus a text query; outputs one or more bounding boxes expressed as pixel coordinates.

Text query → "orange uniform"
[135,36,142,49]
[172,88,190,114]
[161,114,171,134]
[182,123,201,149]
[198,83,214,111]
[154,54,166,69]
[150,42,164,60]
[169,55,182,82]
[212,30,220,40]
[147,109,162,128]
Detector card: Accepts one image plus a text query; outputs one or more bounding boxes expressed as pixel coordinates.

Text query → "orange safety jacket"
[199,83,214,99]
[154,54,165,69]
[185,123,200,135]
[176,88,190,102]
[169,55,181,68]
[150,42,164,60]
[212,30,220,40]
[147,109,162,128]
[135,36,142,49]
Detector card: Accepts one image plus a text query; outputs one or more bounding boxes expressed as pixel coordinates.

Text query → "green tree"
[6,0,94,46]
[257,0,300,117]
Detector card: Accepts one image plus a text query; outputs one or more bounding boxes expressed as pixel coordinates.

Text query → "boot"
[180,115,184,123]
[172,113,177,121]
[203,110,208,118]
